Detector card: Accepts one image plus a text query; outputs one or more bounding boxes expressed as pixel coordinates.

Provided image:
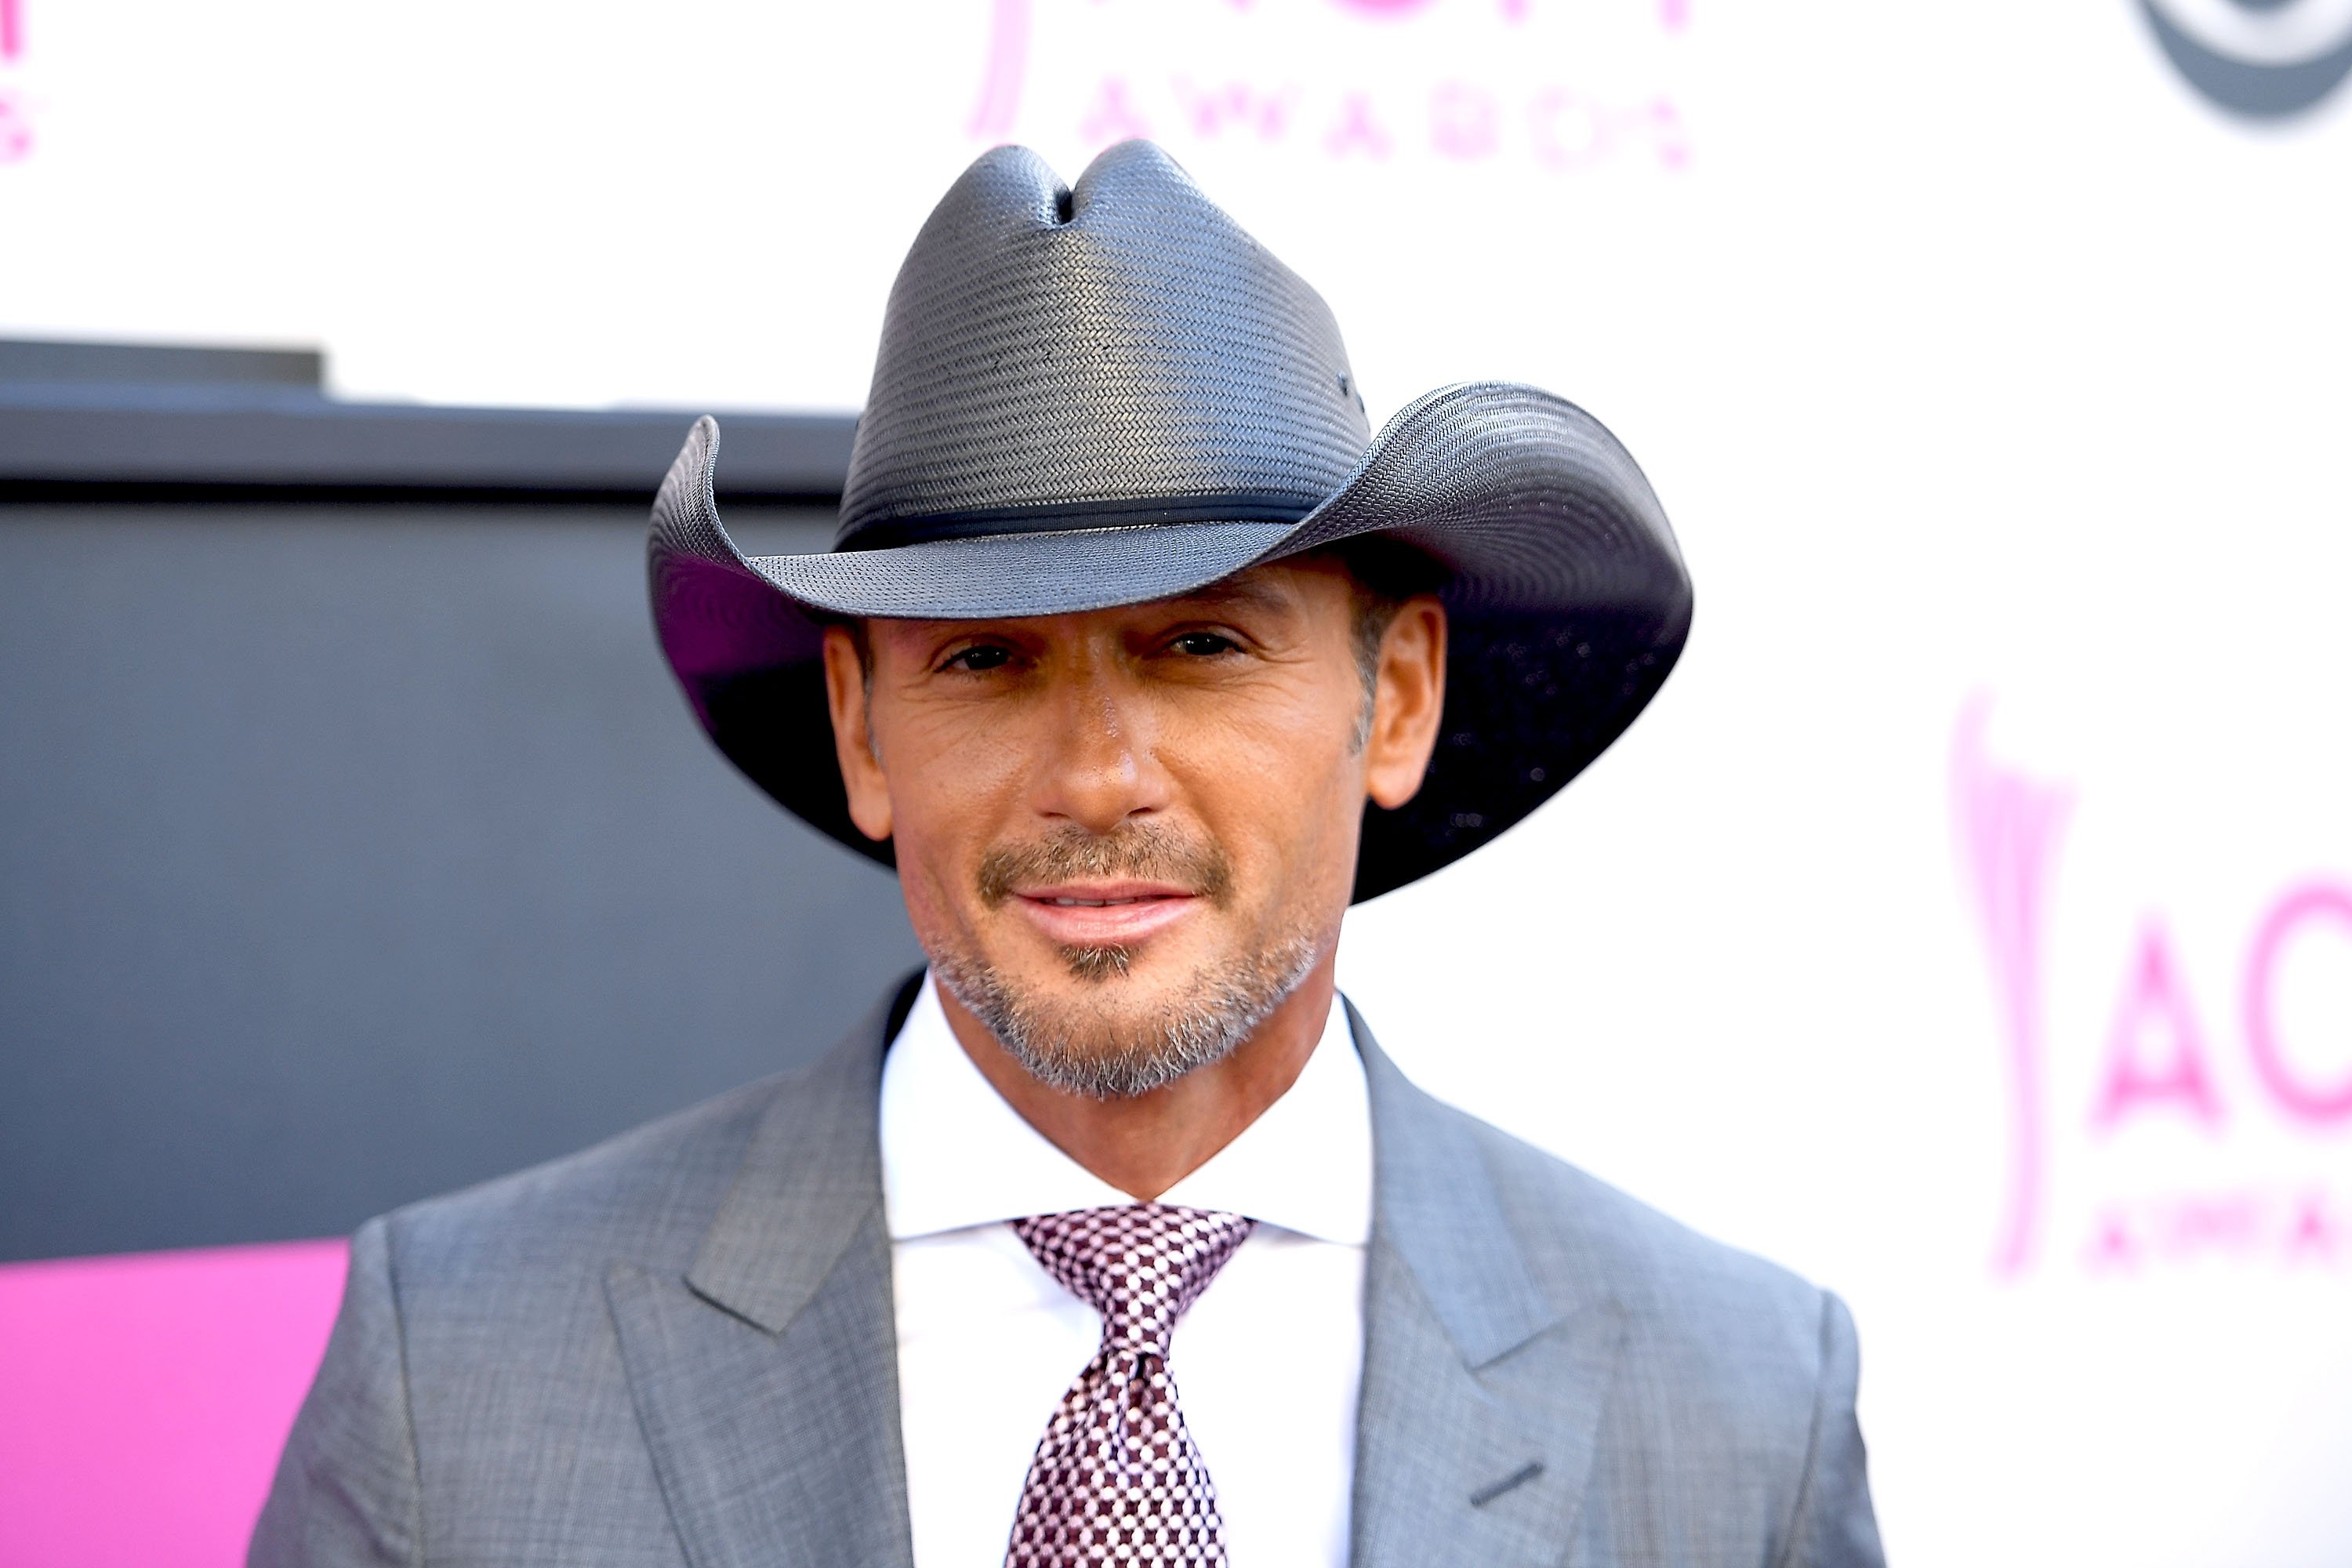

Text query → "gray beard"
[932,931,1322,1100]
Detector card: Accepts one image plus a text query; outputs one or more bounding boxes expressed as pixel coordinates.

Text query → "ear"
[821,623,894,842]
[1363,597,1447,811]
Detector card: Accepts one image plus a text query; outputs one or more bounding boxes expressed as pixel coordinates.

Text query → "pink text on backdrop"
[2093,920,2227,1130]
[0,0,27,165]
[2246,884,2352,1123]
[2090,884,2352,1136]
[969,0,1690,172]
[1057,74,1686,169]
[0,92,26,163]
[2086,1185,2346,1271]
[1951,695,2071,1276]
[1952,696,2352,1279]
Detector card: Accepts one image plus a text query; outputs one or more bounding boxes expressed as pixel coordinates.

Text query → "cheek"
[887,798,1008,971]
[869,707,1028,917]
[1171,689,1364,882]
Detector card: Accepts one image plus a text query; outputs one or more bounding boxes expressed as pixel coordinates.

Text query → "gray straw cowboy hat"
[648,140,1690,902]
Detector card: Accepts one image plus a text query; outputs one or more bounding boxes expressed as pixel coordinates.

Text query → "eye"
[1170,630,1240,658]
[940,644,1014,673]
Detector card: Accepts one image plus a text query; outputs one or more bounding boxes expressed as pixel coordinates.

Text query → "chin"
[934,926,1323,1100]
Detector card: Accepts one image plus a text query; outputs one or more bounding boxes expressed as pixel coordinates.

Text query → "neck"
[936,951,1339,1201]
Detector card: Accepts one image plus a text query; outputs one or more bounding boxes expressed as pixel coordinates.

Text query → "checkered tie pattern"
[1004,1203,1257,1567]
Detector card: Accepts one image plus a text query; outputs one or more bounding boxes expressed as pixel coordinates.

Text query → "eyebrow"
[898,572,1298,641]
[1157,575,1295,616]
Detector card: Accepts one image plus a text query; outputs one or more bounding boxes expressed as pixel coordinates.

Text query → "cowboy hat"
[648,140,1690,902]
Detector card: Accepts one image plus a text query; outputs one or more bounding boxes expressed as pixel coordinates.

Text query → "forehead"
[867,555,1358,641]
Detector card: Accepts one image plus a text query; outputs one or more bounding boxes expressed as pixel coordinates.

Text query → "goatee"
[933,822,1321,1098]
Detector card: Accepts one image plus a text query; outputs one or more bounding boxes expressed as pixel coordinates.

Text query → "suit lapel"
[607,983,919,1568]
[1348,1004,1628,1568]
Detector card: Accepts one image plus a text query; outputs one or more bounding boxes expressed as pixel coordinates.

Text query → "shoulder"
[1446,1104,1882,1564]
[1473,1102,1825,1316]
[372,978,909,1297]
[365,1069,786,1314]
[1358,1022,1842,1382]
[257,1065,817,1557]
[1446,1095,1844,1414]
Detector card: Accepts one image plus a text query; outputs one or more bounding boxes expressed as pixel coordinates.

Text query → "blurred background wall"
[2,2,2349,1566]
[0,504,923,1263]
[0,340,922,1261]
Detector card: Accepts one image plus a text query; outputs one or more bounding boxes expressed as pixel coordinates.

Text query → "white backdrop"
[7,2,2352,1563]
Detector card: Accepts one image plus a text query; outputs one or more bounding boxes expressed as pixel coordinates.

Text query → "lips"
[1011,881,1203,947]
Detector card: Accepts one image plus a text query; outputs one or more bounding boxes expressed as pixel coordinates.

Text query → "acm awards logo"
[966,0,1693,175]
[0,0,27,164]
[2137,0,2352,118]
[1954,699,2352,1281]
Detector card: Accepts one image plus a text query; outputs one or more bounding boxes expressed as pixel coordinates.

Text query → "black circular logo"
[2138,0,2352,118]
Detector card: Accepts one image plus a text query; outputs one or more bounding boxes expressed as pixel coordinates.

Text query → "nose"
[1030,657,1171,835]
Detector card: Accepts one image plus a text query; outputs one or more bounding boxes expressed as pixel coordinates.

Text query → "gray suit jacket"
[252,981,1884,1567]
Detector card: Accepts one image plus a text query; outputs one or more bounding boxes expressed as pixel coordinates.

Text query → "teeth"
[1050,897,1137,907]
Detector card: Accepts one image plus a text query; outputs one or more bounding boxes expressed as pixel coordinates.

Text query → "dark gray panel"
[0,336,324,388]
[0,503,920,1262]
[0,387,856,496]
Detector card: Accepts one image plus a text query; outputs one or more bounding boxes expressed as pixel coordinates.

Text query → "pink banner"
[0,1239,349,1568]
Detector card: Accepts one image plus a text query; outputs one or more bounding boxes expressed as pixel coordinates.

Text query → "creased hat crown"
[837,141,1373,550]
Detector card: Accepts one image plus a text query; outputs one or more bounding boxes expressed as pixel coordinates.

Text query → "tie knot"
[1013,1203,1254,1356]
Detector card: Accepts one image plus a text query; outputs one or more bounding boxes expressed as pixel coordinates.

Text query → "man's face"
[821,555,1446,1098]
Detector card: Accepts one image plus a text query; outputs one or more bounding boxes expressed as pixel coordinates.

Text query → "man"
[255,140,1883,1568]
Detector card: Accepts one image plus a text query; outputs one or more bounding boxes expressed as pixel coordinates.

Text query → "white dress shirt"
[879,973,1371,1568]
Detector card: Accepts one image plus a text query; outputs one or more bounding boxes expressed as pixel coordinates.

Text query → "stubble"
[931,821,1322,1098]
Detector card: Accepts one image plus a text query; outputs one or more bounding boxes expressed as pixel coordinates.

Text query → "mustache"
[975,821,1235,912]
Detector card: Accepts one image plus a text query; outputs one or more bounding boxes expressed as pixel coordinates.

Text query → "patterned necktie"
[1004,1203,1257,1567]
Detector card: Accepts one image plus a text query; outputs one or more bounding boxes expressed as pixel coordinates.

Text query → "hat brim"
[648,381,1692,902]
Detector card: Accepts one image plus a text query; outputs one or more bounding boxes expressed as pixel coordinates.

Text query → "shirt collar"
[878,971,1373,1247]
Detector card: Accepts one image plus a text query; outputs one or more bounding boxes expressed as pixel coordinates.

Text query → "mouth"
[1009,880,1203,948]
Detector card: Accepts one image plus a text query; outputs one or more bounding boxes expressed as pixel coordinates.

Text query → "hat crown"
[837,141,1372,550]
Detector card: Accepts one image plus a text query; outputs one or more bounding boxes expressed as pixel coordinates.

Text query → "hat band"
[835,491,1319,552]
